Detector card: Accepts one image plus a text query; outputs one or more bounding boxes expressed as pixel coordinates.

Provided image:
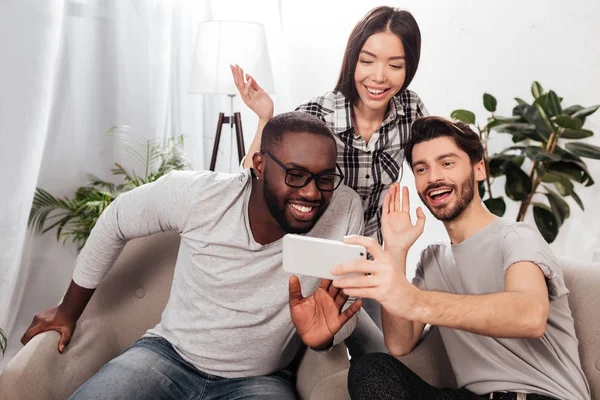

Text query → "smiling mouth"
[365,86,389,96]
[427,188,454,205]
[287,202,319,221]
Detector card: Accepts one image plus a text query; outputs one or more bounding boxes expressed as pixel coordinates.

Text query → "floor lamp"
[189,21,275,171]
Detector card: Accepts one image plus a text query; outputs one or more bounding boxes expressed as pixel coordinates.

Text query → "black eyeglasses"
[261,150,344,192]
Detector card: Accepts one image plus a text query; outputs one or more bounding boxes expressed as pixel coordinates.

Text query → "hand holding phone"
[283,234,367,281]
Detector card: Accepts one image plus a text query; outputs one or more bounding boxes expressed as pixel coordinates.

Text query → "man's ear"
[252,151,265,179]
[474,159,486,182]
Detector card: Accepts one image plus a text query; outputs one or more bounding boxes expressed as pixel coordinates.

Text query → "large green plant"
[28,127,191,249]
[451,82,599,243]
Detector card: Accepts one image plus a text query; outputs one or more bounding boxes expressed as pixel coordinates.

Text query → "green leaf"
[554,115,583,130]
[504,161,532,201]
[514,97,528,105]
[531,82,544,99]
[547,161,586,184]
[483,197,506,217]
[489,154,525,177]
[553,174,574,196]
[534,102,555,133]
[572,105,599,119]
[565,142,600,160]
[560,129,593,139]
[524,146,561,162]
[563,105,584,116]
[483,93,497,112]
[543,187,570,226]
[451,109,476,125]
[533,203,559,243]
[570,189,584,211]
[546,90,562,117]
[478,180,486,199]
[515,104,550,141]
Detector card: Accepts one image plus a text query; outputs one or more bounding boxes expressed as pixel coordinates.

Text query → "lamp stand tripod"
[209,94,246,171]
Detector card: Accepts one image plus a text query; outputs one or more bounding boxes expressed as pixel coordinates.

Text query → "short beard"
[263,176,314,234]
[419,170,475,222]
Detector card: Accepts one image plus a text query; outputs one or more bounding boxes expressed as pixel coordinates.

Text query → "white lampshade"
[189,21,275,95]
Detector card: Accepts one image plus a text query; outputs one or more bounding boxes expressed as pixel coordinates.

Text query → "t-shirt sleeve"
[72,170,205,289]
[346,191,365,236]
[411,252,426,290]
[501,222,567,300]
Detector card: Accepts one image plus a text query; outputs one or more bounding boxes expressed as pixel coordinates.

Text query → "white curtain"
[0,0,212,368]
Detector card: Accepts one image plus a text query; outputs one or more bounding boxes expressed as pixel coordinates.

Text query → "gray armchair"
[0,232,351,400]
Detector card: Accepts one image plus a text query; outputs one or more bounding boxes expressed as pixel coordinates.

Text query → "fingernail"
[59,345,64,352]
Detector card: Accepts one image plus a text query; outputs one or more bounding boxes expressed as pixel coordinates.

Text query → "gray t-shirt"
[73,169,364,378]
[413,218,590,400]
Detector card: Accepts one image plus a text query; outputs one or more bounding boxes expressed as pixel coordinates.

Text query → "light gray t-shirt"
[413,218,590,400]
[73,169,364,378]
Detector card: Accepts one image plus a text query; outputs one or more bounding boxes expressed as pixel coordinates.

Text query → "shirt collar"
[331,91,406,135]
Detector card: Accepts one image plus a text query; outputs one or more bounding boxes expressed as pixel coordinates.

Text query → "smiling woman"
[232,6,428,342]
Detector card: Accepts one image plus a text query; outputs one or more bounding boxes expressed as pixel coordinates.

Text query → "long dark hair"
[334,6,421,105]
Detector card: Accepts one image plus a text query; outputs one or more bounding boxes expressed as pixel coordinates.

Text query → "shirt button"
[366,175,370,179]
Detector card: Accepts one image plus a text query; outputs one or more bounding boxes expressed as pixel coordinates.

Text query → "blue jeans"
[69,336,297,400]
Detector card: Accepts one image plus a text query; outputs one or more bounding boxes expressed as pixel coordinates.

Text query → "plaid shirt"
[296,90,428,243]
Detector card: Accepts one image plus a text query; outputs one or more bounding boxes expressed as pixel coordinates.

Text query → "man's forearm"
[381,308,424,356]
[58,280,95,319]
[243,118,269,168]
[413,290,548,339]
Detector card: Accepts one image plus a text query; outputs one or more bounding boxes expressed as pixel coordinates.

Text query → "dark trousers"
[348,353,480,400]
[348,353,556,400]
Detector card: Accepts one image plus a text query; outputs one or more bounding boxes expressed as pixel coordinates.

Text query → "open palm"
[288,276,362,349]
[230,64,274,120]
[381,183,426,254]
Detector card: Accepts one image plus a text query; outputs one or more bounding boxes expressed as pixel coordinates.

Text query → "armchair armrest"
[296,344,351,400]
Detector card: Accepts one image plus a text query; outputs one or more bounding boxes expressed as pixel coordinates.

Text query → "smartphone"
[283,234,367,281]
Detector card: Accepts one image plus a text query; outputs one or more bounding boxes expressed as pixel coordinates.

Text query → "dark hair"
[334,6,421,105]
[405,116,484,167]
[261,111,336,152]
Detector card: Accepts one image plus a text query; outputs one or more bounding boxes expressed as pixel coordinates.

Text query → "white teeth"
[290,203,313,213]
[367,87,385,95]
[430,189,452,197]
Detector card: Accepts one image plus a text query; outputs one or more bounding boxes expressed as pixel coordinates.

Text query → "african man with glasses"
[21,112,365,400]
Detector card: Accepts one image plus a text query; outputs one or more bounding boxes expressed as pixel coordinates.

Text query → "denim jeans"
[69,336,297,400]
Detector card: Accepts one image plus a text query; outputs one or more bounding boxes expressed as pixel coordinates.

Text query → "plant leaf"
[478,180,486,199]
[504,161,532,201]
[533,102,555,133]
[451,109,476,125]
[514,97,528,105]
[570,189,584,211]
[483,197,506,217]
[531,82,544,99]
[553,115,583,130]
[483,93,497,112]
[546,90,562,117]
[565,142,600,160]
[563,105,584,116]
[533,203,559,243]
[560,129,593,139]
[524,146,561,162]
[543,187,570,226]
[572,105,599,119]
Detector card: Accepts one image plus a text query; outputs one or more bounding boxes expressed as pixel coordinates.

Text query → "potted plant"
[28,126,191,249]
[451,82,598,243]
